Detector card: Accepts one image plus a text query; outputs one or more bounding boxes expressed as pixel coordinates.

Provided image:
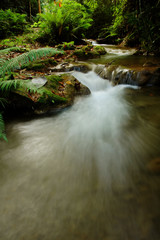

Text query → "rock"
[94,64,160,87]
[48,62,91,73]
[149,68,160,86]
[94,64,117,80]
[73,45,106,60]
[31,77,47,88]
[143,62,157,67]
[136,70,152,86]
[5,74,90,116]
[62,74,90,104]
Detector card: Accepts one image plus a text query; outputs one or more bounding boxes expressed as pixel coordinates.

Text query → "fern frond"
[0,48,64,77]
[0,58,7,67]
[0,97,7,108]
[0,79,22,92]
[0,113,7,141]
[0,47,21,55]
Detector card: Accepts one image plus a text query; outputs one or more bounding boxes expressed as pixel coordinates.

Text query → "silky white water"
[0,71,160,240]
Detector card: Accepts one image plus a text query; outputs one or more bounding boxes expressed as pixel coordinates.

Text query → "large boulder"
[4,74,90,116]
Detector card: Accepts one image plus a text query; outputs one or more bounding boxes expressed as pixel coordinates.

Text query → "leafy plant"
[36,0,93,45]
[0,9,27,39]
[0,113,7,141]
[0,47,64,77]
[0,47,21,55]
[57,41,75,50]
[0,97,8,141]
[0,79,22,93]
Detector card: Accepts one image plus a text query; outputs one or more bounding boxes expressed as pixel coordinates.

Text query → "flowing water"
[0,69,160,239]
[88,43,160,69]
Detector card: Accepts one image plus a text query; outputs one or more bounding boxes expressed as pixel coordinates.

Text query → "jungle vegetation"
[0,0,160,52]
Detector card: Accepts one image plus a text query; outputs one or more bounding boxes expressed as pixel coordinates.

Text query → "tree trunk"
[38,0,41,14]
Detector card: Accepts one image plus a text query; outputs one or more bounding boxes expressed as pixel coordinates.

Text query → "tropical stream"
[0,46,160,240]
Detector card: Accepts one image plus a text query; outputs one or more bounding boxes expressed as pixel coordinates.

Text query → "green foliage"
[87,0,113,38]
[0,97,7,141]
[0,47,21,55]
[57,41,75,50]
[36,0,93,45]
[46,75,62,89]
[0,9,27,39]
[0,48,64,77]
[109,0,160,52]
[0,79,22,93]
[73,44,106,59]
[0,97,7,108]
[0,0,39,18]
[0,113,7,141]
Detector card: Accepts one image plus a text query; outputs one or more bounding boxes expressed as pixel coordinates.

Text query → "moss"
[93,46,106,55]
[26,63,45,71]
[25,59,57,71]
[42,59,57,65]
[46,75,62,89]
[73,45,106,59]
[38,87,67,104]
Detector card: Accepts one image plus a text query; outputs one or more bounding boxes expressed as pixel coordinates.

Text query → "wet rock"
[48,62,91,73]
[149,68,160,86]
[94,64,117,80]
[95,64,160,87]
[31,77,47,88]
[143,62,157,67]
[136,71,152,86]
[73,45,106,60]
[62,74,90,104]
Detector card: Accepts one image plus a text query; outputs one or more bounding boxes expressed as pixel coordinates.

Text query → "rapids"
[0,71,160,240]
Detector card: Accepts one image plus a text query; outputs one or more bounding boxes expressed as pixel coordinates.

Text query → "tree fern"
[0,48,64,77]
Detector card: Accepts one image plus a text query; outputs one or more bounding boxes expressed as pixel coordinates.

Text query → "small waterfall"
[64,71,157,185]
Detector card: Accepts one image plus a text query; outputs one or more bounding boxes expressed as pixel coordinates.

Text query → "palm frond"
[0,48,64,77]
[0,113,7,141]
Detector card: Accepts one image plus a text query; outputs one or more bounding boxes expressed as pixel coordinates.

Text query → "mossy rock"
[93,46,106,55]
[45,75,62,89]
[4,73,90,116]
[24,58,57,71]
[73,45,106,60]
[37,87,67,104]
[26,63,45,71]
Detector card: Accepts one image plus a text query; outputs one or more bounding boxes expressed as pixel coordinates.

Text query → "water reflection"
[0,72,160,240]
